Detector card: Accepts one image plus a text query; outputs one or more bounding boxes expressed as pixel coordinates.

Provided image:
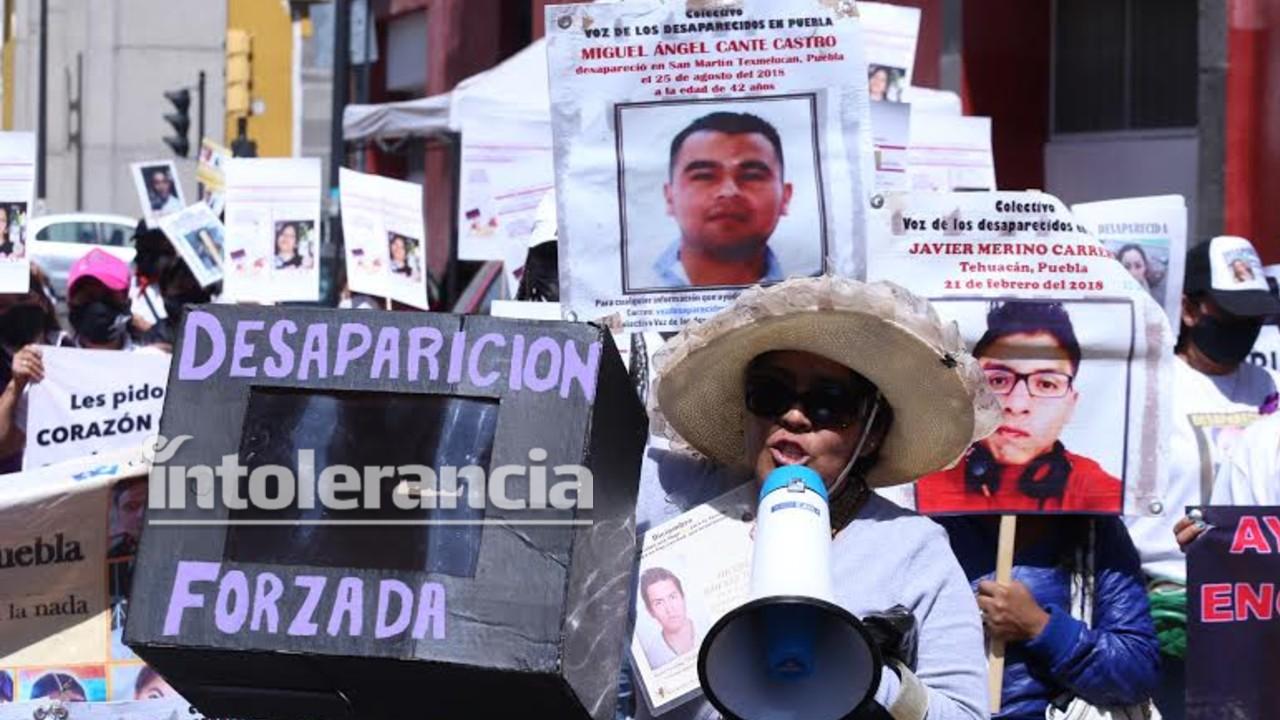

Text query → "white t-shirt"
[1211,412,1280,505]
[1124,357,1260,584]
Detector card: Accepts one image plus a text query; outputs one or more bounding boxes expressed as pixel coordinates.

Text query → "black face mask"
[0,304,47,349]
[69,301,130,345]
[1188,313,1262,367]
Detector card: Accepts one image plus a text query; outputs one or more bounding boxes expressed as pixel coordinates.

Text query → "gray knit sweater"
[630,445,988,720]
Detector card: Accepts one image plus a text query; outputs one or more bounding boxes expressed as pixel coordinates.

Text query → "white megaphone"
[698,465,882,720]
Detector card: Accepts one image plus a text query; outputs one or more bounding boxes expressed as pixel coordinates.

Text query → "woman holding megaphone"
[630,276,999,720]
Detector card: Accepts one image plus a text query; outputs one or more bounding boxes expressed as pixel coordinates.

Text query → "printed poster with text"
[546,0,874,331]
[340,168,430,309]
[868,191,1173,517]
[156,203,226,289]
[0,450,187,706]
[1072,195,1187,329]
[0,132,35,294]
[1186,505,1280,720]
[223,158,322,303]
[22,348,170,470]
[629,482,753,716]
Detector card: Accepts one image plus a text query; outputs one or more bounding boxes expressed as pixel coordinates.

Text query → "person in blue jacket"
[937,515,1159,718]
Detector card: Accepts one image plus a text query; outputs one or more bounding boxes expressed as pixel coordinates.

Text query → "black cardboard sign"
[125,306,648,720]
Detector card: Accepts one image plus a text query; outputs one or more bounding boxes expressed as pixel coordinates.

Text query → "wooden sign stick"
[987,514,1017,714]
[385,296,393,311]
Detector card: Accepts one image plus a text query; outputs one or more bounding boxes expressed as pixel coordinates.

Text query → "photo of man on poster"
[640,111,797,289]
[637,566,702,670]
[916,300,1124,514]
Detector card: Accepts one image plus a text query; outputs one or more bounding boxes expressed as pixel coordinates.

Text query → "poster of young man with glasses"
[915,299,1128,514]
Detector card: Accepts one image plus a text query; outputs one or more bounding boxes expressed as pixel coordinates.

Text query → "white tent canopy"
[342,38,550,142]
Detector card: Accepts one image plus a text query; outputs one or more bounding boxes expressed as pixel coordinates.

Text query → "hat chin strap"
[828,392,882,500]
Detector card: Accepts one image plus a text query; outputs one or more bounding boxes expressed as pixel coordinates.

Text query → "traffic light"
[226,29,252,119]
[163,88,191,157]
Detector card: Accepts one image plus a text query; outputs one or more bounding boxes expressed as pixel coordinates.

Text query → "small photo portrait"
[183,223,224,275]
[0,670,12,703]
[867,64,906,103]
[137,163,185,216]
[617,95,827,292]
[1224,246,1263,284]
[1103,240,1169,308]
[916,299,1134,515]
[110,664,180,702]
[273,220,316,271]
[635,565,706,671]
[0,202,28,261]
[108,475,147,560]
[18,667,106,702]
[386,231,423,282]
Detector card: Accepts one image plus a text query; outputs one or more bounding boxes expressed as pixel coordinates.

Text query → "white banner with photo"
[222,158,322,303]
[1072,195,1188,329]
[156,203,225,289]
[339,168,430,309]
[21,348,170,470]
[907,113,995,192]
[0,448,186,707]
[629,482,754,716]
[0,132,35,294]
[867,191,1173,517]
[129,161,186,229]
[869,101,911,191]
[546,0,874,331]
[858,1,921,103]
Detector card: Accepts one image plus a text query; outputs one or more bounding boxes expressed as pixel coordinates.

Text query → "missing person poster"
[0,449,185,706]
[1072,195,1188,328]
[0,132,35,294]
[867,191,1173,516]
[129,161,186,229]
[1186,505,1280,720]
[457,117,555,262]
[21,348,170,470]
[339,168,430,309]
[546,0,874,331]
[222,158,322,303]
[196,138,231,217]
[907,113,995,191]
[156,203,225,289]
[870,101,911,191]
[858,1,920,103]
[630,482,754,716]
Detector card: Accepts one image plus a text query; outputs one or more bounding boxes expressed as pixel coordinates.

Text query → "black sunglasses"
[744,374,861,429]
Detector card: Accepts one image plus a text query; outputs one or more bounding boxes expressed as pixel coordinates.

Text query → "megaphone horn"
[697,466,882,720]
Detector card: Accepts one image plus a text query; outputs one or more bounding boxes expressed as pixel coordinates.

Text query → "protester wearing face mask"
[0,249,161,464]
[0,266,61,470]
[139,254,215,350]
[1123,235,1280,720]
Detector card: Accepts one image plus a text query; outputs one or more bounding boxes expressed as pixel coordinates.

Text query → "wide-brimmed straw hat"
[650,276,1000,488]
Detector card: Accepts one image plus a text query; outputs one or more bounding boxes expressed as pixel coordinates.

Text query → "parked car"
[28,213,137,298]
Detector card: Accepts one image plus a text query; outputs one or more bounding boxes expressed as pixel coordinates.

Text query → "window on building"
[1053,0,1198,133]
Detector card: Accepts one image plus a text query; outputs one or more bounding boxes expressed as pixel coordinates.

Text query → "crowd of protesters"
[7,214,1280,720]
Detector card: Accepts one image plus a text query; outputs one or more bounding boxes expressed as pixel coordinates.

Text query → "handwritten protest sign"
[1187,506,1280,720]
[868,191,1172,516]
[546,0,873,331]
[222,158,322,303]
[0,132,35,294]
[630,483,754,716]
[1072,195,1188,328]
[156,203,225,289]
[22,348,170,470]
[0,449,185,705]
[339,168,430,309]
[130,161,186,229]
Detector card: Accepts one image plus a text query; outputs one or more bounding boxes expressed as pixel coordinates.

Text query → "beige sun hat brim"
[650,277,1000,487]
